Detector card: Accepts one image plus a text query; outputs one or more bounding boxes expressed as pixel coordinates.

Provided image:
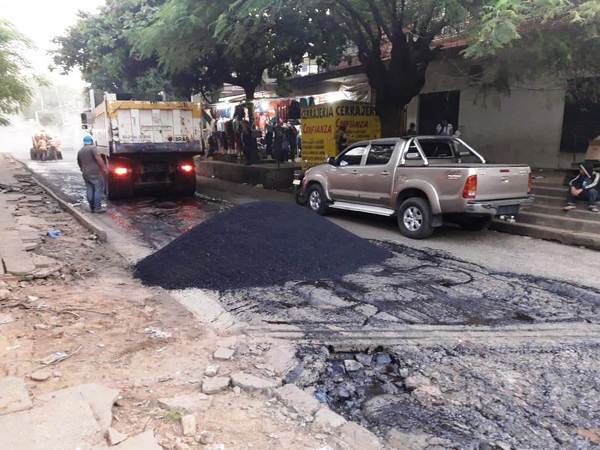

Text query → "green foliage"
[53,0,197,99]
[135,0,345,99]
[0,20,33,126]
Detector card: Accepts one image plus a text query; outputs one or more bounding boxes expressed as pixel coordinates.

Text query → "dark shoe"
[94,207,107,214]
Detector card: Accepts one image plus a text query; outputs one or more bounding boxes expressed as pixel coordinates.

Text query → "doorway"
[418,90,460,135]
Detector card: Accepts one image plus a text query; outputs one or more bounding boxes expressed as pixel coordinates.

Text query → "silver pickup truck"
[295,136,533,239]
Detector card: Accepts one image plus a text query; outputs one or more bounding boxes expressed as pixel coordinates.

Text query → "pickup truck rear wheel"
[398,197,434,239]
[307,184,328,215]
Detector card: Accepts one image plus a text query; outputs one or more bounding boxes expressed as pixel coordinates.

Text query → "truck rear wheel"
[106,175,133,201]
[397,197,434,239]
[172,176,196,197]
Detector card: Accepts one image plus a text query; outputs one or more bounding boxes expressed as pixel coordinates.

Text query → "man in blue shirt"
[77,135,108,213]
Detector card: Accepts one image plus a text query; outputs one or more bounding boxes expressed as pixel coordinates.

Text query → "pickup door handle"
[381,171,390,176]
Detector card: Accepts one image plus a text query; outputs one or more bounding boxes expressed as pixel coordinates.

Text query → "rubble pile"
[134,202,392,291]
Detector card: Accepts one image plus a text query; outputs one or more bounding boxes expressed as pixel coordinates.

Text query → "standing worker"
[77,135,108,213]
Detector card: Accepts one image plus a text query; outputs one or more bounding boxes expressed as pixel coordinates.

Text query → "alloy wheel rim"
[309,190,321,211]
[403,206,423,231]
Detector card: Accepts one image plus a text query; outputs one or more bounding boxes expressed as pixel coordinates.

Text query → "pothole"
[288,342,600,449]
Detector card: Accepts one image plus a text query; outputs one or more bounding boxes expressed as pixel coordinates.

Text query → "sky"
[1,0,105,86]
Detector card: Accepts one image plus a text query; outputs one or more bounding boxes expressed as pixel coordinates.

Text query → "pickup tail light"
[179,163,194,174]
[463,175,477,199]
[112,166,130,177]
[528,173,533,194]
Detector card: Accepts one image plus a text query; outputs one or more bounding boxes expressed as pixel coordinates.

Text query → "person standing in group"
[335,124,348,154]
[436,119,454,136]
[77,135,108,213]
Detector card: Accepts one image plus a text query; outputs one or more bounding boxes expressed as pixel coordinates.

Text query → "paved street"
[3,150,600,449]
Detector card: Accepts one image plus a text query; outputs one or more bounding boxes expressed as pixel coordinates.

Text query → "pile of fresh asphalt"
[134,202,392,291]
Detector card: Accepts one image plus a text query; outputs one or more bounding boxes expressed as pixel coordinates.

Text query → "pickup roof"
[296,136,533,238]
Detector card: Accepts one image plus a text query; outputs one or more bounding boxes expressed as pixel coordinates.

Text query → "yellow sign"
[301,101,381,167]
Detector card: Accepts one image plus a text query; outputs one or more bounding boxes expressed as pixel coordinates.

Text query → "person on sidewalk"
[564,161,599,212]
[77,135,108,213]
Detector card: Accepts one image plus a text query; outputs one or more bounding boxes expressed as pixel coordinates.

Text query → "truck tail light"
[528,173,533,194]
[463,175,477,199]
[179,163,194,174]
[112,166,130,177]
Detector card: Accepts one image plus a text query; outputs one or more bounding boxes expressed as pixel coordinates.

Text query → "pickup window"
[405,138,484,165]
[339,146,367,166]
[366,144,395,165]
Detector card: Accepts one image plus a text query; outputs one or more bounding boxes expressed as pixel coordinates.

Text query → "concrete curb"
[11,158,108,242]
[31,176,108,242]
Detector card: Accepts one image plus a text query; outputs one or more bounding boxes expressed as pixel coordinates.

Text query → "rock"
[113,430,162,450]
[304,287,354,309]
[385,429,455,450]
[204,365,220,377]
[213,347,235,361]
[33,323,51,330]
[197,430,214,445]
[31,254,60,269]
[0,386,101,449]
[29,369,52,382]
[313,406,347,430]
[0,289,11,301]
[404,375,431,391]
[158,393,213,414]
[374,311,400,322]
[375,353,392,365]
[413,383,443,403]
[230,372,280,393]
[336,422,382,450]
[344,360,363,372]
[275,384,320,418]
[264,343,297,377]
[355,354,372,366]
[233,386,241,396]
[181,414,197,436]
[201,377,230,395]
[0,313,15,325]
[107,427,128,445]
[578,429,600,446]
[38,384,119,431]
[362,395,400,421]
[355,304,378,317]
[0,377,32,414]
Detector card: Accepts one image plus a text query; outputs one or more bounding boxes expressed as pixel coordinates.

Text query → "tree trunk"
[243,85,256,125]
[378,101,407,137]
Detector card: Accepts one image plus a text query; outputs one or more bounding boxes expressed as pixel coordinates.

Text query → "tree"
[244,0,598,137]
[136,0,343,103]
[53,0,198,100]
[0,19,33,125]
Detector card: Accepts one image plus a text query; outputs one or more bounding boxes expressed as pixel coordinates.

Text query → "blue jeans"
[84,176,105,211]
[567,188,598,207]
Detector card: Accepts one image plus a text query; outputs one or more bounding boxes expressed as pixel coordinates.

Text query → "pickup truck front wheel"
[398,197,434,239]
[306,184,328,215]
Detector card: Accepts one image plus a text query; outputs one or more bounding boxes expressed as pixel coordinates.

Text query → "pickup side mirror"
[326,156,337,165]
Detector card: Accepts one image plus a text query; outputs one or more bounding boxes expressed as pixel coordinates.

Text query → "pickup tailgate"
[475,165,530,201]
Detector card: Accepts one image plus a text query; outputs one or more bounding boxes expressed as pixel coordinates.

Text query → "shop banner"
[301,101,381,167]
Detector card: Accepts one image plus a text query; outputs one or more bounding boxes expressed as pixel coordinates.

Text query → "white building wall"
[407,60,576,169]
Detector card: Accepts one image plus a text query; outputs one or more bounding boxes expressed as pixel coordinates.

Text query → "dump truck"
[83,100,203,200]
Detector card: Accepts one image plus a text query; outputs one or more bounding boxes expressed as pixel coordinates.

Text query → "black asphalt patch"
[134,202,392,290]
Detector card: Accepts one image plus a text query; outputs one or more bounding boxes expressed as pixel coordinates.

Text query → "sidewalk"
[0,155,379,450]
